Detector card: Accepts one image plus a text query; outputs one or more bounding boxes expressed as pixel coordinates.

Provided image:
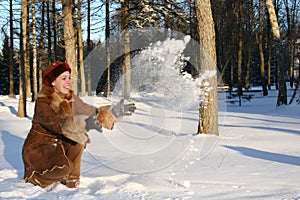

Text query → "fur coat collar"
[39,86,74,118]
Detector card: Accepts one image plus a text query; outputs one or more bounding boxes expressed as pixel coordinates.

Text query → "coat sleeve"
[72,94,96,117]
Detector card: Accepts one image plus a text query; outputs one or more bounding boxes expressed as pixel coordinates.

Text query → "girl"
[22,61,134,188]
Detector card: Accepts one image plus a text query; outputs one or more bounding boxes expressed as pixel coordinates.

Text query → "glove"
[97,106,115,130]
[112,99,137,118]
[85,112,103,132]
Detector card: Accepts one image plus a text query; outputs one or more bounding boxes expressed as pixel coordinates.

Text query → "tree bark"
[78,0,86,96]
[9,0,14,98]
[38,1,46,90]
[52,0,57,61]
[47,1,52,62]
[32,0,38,101]
[195,0,218,135]
[25,3,31,99]
[87,1,92,96]
[237,0,243,97]
[121,0,131,100]
[277,53,287,106]
[265,0,280,39]
[258,0,268,96]
[18,0,28,118]
[106,0,111,97]
[62,0,78,94]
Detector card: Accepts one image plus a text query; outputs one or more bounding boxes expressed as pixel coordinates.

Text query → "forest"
[0,0,299,134]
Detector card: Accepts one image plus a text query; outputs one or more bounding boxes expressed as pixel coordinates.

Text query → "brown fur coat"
[22,86,115,183]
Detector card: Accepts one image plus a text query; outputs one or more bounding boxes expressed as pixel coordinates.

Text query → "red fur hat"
[43,61,71,86]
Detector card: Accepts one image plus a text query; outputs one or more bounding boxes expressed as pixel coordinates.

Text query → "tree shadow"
[0,102,17,116]
[224,145,300,166]
[1,131,24,178]
[222,124,300,136]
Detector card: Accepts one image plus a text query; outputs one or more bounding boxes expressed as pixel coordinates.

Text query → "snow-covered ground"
[0,88,299,200]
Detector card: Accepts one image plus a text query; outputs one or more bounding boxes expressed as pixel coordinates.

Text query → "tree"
[86,0,92,96]
[62,0,78,94]
[265,0,280,90]
[78,0,86,96]
[38,1,46,90]
[264,0,287,106]
[32,0,38,101]
[237,0,243,97]
[244,0,255,91]
[121,0,131,100]
[25,1,31,99]
[105,0,111,97]
[47,1,52,62]
[258,0,268,96]
[9,0,14,98]
[52,0,58,61]
[195,0,218,135]
[18,0,28,118]
[284,0,296,89]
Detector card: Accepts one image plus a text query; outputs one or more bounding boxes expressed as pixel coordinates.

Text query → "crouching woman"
[22,62,134,189]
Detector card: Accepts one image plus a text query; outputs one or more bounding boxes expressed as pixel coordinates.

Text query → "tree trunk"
[283,0,295,89]
[265,0,280,39]
[18,0,28,118]
[9,0,14,98]
[87,1,92,96]
[289,42,294,88]
[277,54,287,106]
[47,1,52,63]
[244,0,254,91]
[122,0,131,100]
[78,0,86,96]
[62,0,78,94]
[32,0,38,101]
[195,0,218,135]
[237,0,243,97]
[52,0,57,61]
[258,0,268,96]
[38,1,46,90]
[267,29,272,90]
[106,0,111,97]
[25,4,31,99]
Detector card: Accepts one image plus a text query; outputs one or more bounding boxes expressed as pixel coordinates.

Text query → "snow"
[0,89,300,200]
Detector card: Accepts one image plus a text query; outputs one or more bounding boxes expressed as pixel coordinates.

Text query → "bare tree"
[244,0,255,91]
[195,0,218,135]
[9,0,14,98]
[47,1,52,62]
[52,0,58,61]
[237,0,243,97]
[62,0,78,94]
[32,0,38,101]
[38,1,46,90]
[87,0,92,96]
[121,0,131,100]
[106,0,111,97]
[78,0,86,96]
[265,0,280,39]
[258,0,268,96]
[18,0,28,118]
[284,0,296,89]
[25,2,31,99]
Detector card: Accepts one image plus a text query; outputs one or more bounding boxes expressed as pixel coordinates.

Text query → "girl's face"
[52,71,71,94]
